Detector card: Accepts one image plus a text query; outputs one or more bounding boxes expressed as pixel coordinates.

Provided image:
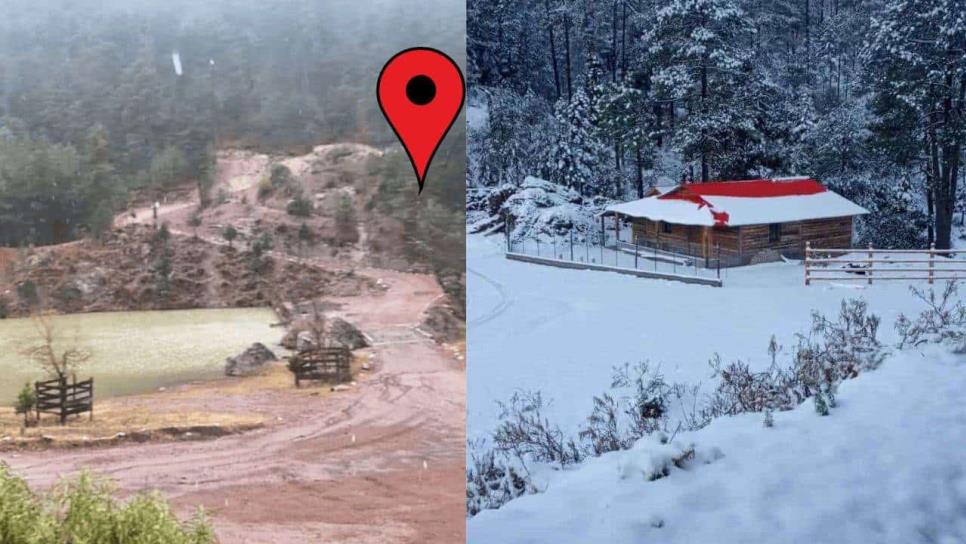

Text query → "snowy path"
[467,267,513,327]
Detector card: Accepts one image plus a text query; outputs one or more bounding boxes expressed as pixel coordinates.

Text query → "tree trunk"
[803,0,810,77]
[669,100,675,133]
[700,62,709,182]
[544,0,561,101]
[611,0,618,82]
[932,65,964,250]
[926,137,936,246]
[620,1,628,78]
[564,11,573,101]
[635,143,644,198]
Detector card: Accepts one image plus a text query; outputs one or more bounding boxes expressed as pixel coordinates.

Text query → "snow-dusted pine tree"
[864,0,965,249]
[644,0,756,181]
[546,88,600,195]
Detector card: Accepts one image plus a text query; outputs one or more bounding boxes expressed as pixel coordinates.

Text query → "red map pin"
[377,47,465,193]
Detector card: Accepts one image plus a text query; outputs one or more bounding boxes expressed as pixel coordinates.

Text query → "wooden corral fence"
[35,376,93,425]
[805,242,966,286]
[289,347,352,387]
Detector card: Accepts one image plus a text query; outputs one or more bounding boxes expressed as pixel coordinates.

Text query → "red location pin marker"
[377,47,465,193]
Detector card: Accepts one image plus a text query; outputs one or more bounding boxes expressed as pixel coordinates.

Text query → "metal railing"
[804,242,966,286]
[505,227,723,285]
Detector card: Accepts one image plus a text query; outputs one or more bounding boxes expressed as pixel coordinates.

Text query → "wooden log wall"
[631,216,854,263]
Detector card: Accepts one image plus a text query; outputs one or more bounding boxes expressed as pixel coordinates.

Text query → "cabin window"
[662,222,673,234]
[769,223,782,243]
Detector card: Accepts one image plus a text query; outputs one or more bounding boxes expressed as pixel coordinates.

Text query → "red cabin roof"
[661,179,827,200]
[605,177,868,227]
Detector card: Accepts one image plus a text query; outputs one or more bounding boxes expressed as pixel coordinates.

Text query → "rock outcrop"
[225,342,277,376]
[281,316,369,352]
[329,317,369,350]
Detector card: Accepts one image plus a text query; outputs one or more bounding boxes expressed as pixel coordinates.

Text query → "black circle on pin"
[405,75,436,106]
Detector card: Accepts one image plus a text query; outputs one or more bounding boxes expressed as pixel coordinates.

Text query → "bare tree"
[306,300,328,349]
[19,312,92,381]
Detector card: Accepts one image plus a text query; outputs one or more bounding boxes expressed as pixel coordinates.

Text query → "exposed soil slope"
[0,225,375,318]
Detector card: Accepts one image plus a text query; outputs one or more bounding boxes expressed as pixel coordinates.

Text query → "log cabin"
[602,178,868,267]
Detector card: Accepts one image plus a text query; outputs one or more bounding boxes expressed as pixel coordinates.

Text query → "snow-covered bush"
[466,439,534,517]
[492,391,582,469]
[895,281,966,349]
[801,298,887,384]
[579,362,681,456]
[614,434,727,487]
[702,353,803,419]
[579,393,628,456]
[471,300,890,517]
[704,300,885,421]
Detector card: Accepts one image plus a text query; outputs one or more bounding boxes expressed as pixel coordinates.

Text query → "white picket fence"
[804,242,966,286]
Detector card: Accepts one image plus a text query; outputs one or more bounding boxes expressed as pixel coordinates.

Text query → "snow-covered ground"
[469,345,966,544]
[468,234,952,438]
[468,232,966,542]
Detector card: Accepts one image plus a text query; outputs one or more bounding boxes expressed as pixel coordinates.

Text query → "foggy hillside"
[0,0,465,258]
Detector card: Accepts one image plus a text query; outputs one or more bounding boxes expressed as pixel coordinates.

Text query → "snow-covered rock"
[468,176,611,242]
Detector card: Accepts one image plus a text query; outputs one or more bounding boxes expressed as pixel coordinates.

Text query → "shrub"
[286,195,313,217]
[492,391,581,469]
[334,193,359,245]
[0,468,214,543]
[466,439,533,517]
[895,281,966,348]
[579,362,683,456]
[0,463,57,542]
[222,225,238,249]
[703,299,885,421]
[0,295,9,318]
[151,225,174,299]
[15,383,36,424]
[269,164,292,189]
[16,280,38,306]
[257,177,274,201]
[247,230,274,275]
[187,212,203,237]
[806,298,886,380]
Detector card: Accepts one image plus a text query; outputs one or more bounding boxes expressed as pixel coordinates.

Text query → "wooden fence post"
[867,243,874,285]
[929,242,935,285]
[59,377,67,426]
[805,241,811,286]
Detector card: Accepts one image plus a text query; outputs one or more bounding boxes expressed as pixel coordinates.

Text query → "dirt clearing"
[1,269,465,543]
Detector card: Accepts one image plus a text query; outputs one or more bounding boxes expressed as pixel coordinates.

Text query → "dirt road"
[2,269,466,543]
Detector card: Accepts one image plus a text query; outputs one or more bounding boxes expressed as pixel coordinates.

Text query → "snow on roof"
[605,178,869,227]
